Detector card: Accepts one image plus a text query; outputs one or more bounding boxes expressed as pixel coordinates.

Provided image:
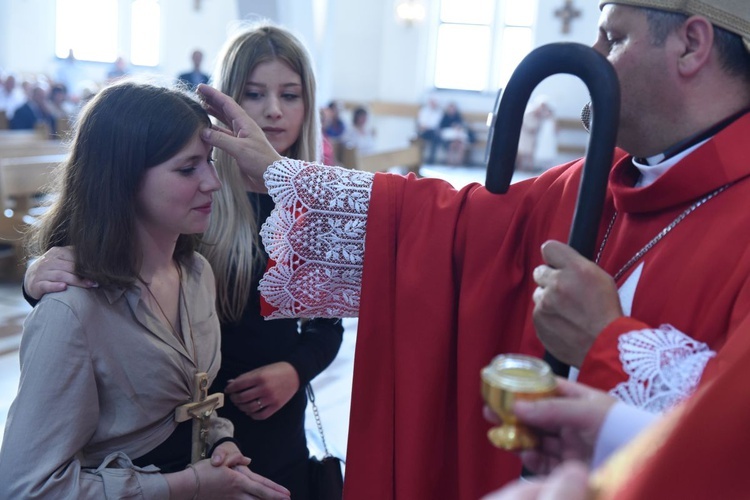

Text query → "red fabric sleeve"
[577,316,651,390]
[259,259,276,317]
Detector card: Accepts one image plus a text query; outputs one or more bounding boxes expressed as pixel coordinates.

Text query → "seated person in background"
[106,56,129,83]
[342,106,376,154]
[56,49,86,100]
[9,83,54,132]
[0,73,26,120]
[416,97,443,164]
[47,83,76,135]
[178,49,211,91]
[322,100,346,140]
[320,108,338,164]
[0,81,289,500]
[439,101,475,165]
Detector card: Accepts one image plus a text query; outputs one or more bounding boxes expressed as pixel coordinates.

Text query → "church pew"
[337,140,423,174]
[0,155,64,281]
[0,141,68,162]
[342,100,492,167]
[0,128,50,144]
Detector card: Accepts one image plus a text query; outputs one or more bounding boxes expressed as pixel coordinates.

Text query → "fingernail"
[201,128,211,140]
[87,280,99,288]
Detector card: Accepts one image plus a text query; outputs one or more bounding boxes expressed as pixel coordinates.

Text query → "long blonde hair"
[201,23,319,322]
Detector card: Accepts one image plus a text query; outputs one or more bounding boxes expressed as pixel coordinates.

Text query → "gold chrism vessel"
[481,354,557,450]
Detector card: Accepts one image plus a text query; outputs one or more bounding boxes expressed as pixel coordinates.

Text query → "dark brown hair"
[28,81,211,287]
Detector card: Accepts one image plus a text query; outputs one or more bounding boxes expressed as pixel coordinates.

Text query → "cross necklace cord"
[138,262,226,463]
[138,263,194,357]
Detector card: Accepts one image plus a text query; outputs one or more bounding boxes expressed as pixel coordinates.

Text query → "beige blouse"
[0,253,232,499]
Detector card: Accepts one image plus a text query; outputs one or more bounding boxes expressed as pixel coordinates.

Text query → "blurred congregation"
[0,0,592,168]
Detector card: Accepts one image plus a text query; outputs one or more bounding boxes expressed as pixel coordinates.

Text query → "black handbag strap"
[306,384,345,463]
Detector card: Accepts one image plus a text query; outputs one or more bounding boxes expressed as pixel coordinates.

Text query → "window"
[130,0,160,66]
[432,0,536,91]
[55,0,160,66]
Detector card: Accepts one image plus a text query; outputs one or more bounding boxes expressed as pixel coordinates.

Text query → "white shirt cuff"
[591,401,660,469]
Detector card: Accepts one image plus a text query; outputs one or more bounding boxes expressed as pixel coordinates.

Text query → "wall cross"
[555,0,582,34]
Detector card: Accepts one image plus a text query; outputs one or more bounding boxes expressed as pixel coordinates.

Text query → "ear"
[676,16,714,77]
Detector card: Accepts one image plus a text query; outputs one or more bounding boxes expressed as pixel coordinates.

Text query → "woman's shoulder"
[27,286,110,342]
[37,285,106,312]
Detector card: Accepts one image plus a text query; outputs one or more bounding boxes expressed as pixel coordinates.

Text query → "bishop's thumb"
[540,240,584,269]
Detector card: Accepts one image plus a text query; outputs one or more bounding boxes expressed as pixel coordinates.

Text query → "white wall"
[0,0,238,86]
[0,0,603,124]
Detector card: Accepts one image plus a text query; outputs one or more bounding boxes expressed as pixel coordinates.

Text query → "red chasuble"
[343,113,750,499]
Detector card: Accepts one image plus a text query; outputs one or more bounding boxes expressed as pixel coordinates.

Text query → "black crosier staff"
[485,42,620,378]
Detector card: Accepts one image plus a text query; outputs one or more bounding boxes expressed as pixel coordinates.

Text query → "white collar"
[632,138,710,188]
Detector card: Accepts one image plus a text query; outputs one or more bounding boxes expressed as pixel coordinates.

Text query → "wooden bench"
[336,140,423,174]
[342,100,493,167]
[336,100,425,173]
[0,128,50,143]
[0,154,65,280]
[0,141,68,162]
[334,99,587,171]
[556,118,588,158]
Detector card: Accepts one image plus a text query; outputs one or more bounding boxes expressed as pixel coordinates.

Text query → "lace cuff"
[259,158,375,319]
[609,324,715,413]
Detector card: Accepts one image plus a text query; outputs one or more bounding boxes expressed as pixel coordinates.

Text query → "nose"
[591,37,607,57]
[202,161,222,193]
[264,95,282,119]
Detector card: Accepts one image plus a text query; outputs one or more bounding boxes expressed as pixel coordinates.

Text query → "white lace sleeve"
[610,324,716,413]
[258,158,375,319]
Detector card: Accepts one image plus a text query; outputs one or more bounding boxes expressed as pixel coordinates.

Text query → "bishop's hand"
[532,240,622,367]
[197,84,282,193]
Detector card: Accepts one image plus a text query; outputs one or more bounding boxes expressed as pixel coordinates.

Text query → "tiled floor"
[0,163,541,455]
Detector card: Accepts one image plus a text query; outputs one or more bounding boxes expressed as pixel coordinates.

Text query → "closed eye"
[178,166,197,176]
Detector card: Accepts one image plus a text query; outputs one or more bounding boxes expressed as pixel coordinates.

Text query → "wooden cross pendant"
[175,372,225,463]
[554,0,582,34]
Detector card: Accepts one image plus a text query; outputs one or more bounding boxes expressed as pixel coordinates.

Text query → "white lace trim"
[610,325,715,413]
[259,158,374,319]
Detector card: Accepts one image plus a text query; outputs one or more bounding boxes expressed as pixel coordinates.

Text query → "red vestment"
[594,312,750,499]
[344,113,750,499]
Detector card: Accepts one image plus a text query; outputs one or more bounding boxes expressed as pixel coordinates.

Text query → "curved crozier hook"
[485,42,620,261]
[485,43,620,378]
